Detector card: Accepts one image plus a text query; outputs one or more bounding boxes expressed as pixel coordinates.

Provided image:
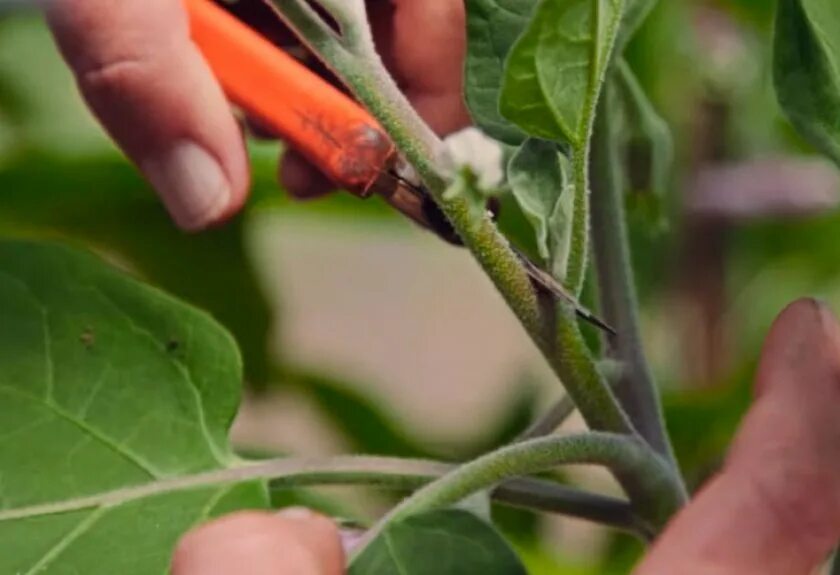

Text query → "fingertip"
[172,510,343,575]
[211,132,251,228]
[277,507,345,574]
[279,150,337,200]
[139,140,245,232]
[755,297,840,399]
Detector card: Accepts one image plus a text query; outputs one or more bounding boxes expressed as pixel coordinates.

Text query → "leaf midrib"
[0,456,445,523]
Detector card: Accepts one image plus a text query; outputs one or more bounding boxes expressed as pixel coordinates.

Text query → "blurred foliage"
[279,365,538,461]
[2,0,840,572]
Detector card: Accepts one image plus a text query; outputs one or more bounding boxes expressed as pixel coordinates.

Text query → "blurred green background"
[1,0,838,572]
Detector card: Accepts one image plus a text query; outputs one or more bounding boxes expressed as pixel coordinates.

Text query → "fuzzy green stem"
[566,147,591,295]
[517,393,576,440]
[272,470,640,535]
[498,478,647,537]
[268,0,343,55]
[553,311,634,433]
[341,59,633,441]
[590,85,680,473]
[355,433,683,556]
[270,1,638,465]
[269,1,546,336]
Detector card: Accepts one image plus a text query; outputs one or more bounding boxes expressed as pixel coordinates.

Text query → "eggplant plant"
[0,0,839,573]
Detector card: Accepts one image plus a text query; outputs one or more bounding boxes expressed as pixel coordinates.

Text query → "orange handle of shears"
[184,0,395,196]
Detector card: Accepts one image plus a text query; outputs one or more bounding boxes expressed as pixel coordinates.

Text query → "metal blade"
[513,249,616,335]
[380,173,615,335]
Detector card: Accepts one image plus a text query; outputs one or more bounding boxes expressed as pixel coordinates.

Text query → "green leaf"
[443,167,496,226]
[612,60,673,198]
[349,509,527,575]
[773,0,840,165]
[0,241,268,574]
[507,139,574,280]
[463,0,535,144]
[499,0,625,148]
[0,153,273,387]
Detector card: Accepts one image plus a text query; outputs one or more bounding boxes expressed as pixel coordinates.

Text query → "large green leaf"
[773,0,840,165]
[507,139,574,280]
[349,509,527,575]
[499,0,625,148]
[0,153,273,387]
[0,241,268,574]
[464,0,535,144]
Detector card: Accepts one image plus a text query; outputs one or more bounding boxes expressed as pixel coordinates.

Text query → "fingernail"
[142,141,231,231]
[277,506,316,521]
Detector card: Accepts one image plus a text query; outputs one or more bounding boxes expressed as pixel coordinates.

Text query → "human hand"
[636,298,840,574]
[46,0,470,231]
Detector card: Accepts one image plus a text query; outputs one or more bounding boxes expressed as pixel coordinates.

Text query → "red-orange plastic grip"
[184,0,395,195]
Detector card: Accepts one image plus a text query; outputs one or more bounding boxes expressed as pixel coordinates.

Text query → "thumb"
[172,510,344,575]
[636,298,840,575]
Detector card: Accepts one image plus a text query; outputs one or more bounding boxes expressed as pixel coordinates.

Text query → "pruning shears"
[187,0,447,235]
[24,0,614,333]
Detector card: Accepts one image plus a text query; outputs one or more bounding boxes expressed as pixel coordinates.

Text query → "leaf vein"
[0,385,161,479]
[89,288,227,466]
[23,507,106,575]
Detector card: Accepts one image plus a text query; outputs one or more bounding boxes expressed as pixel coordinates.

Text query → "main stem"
[589,89,680,473]
[566,146,591,296]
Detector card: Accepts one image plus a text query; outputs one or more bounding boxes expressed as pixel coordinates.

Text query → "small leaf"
[507,139,574,280]
[0,241,268,573]
[500,0,625,148]
[773,0,840,166]
[463,0,535,144]
[612,60,673,198]
[349,509,527,575]
[443,168,496,226]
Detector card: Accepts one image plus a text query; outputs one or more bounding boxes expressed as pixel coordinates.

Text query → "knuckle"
[78,56,151,97]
